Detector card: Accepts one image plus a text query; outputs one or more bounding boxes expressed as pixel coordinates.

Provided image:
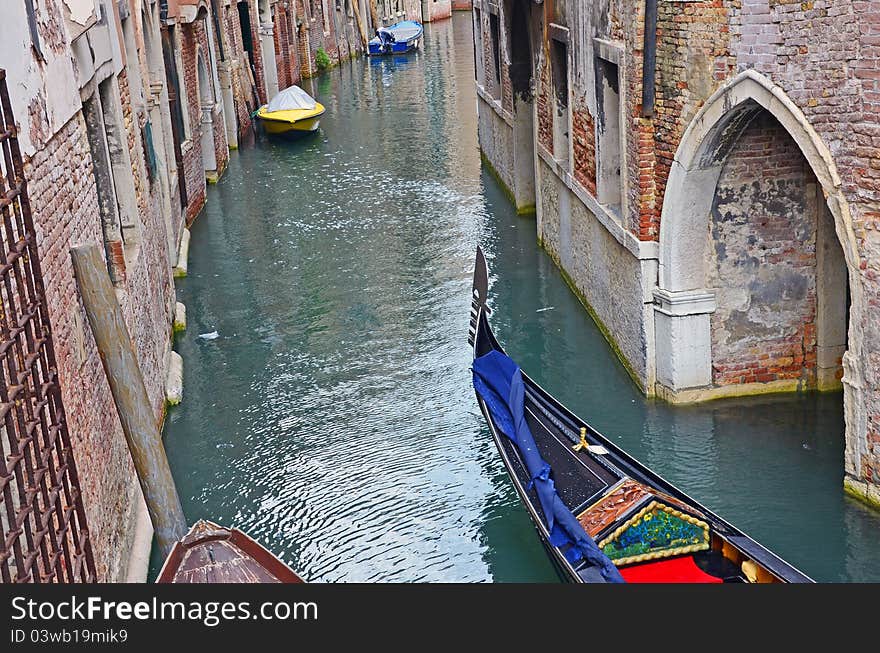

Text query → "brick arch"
[658,69,858,292]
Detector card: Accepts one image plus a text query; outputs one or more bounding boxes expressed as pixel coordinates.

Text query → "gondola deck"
[469,247,813,584]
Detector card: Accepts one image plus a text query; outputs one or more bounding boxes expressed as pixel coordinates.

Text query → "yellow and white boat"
[257,85,325,135]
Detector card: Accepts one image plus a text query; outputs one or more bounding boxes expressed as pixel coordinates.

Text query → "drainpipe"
[641,0,657,117]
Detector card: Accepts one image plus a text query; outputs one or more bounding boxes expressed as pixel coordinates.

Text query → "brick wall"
[25,86,177,578]
[273,3,302,89]
[709,111,819,387]
[572,96,596,195]
[26,115,138,582]
[537,56,552,154]
[651,0,733,240]
[294,0,344,78]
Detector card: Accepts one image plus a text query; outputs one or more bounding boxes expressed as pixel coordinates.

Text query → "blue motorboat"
[368,21,423,56]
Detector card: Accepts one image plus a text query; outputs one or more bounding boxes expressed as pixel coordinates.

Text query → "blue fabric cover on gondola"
[473,350,625,583]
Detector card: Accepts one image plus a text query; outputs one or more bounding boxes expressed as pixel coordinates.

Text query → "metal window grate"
[0,69,97,583]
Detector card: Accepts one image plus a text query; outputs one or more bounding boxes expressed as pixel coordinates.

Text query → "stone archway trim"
[654,68,864,413]
[659,69,859,293]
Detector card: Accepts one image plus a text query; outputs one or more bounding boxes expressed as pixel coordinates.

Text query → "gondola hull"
[469,247,812,584]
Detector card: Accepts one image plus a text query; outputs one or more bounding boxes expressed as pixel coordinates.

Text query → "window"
[98,78,142,251]
[24,0,44,61]
[211,0,227,61]
[473,9,484,86]
[238,2,255,56]
[550,38,568,109]
[121,14,145,112]
[82,93,125,283]
[595,57,622,213]
[489,12,501,91]
[550,32,569,166]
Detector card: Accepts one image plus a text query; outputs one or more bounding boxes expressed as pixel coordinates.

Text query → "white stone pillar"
[653,288,716,393]
[217,61,238,148]
[200,106,218,177]
[259,22,280,99]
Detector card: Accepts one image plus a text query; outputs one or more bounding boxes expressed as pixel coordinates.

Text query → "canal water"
[159,13,880,582]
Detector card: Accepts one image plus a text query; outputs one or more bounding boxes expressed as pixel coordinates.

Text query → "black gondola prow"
[469,247,491,348]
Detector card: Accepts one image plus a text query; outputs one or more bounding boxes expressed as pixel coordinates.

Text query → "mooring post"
[71,244,187,559]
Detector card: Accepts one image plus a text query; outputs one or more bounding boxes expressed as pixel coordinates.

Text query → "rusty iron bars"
[0,69,97,582]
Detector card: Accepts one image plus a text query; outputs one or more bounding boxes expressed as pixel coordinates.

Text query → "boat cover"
[266,86,317,113]
[387,21,422,41]
[472,349,625,583]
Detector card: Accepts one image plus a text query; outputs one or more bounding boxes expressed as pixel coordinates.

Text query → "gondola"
[469,247,813,583]
[157,520,303,583]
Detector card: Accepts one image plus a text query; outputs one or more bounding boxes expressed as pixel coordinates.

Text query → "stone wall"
[476,93,516,195]
[537,158,649,384]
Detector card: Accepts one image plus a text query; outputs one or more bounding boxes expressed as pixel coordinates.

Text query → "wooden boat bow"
[157,520,303,584]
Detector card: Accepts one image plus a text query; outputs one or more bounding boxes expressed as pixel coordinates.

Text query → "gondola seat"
[619,555,724,583]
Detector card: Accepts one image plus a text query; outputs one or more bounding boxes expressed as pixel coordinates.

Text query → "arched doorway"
[197,48,218,178]
[507,0,536,212]
[653,70,866,486]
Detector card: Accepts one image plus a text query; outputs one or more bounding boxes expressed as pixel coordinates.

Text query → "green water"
[160,14,880,582]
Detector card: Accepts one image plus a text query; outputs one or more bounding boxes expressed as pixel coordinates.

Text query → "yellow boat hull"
[257,103,325,134]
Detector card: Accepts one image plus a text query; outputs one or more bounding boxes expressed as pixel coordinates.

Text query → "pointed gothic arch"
[653,69,867,483]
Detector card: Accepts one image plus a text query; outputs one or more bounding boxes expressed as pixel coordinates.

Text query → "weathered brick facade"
[26,115,147,582]
[274,1,302,88]
[474,0,880,505]
[709,112,822,388]
[572,95,596,195]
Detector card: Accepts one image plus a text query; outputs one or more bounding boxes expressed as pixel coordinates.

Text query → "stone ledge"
[165,351,183,406]
[476,83,514,128]
[655,378,804,404]
[653,288,716,316]
[173,301,187,332]
[844,476,880,512]
[537,146,657,260]
[173,228,191,278]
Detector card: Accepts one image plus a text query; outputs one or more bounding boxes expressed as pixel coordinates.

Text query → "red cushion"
[619,556,724,583]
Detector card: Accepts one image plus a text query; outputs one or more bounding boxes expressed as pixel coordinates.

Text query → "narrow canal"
[160,13,880,582]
